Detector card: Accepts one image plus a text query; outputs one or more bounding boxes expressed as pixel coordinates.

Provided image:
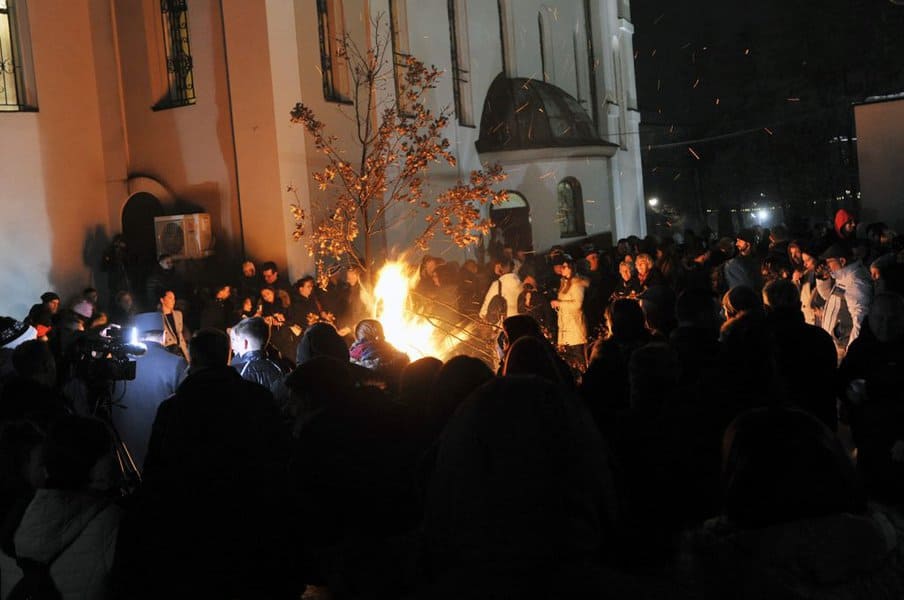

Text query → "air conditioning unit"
[154,214,214,259]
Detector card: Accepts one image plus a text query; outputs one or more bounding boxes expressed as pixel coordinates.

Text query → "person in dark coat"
[294,321,349,365]
[456,260,483,319]
[669,288,721,403]
[723,229,762,293]
[582,299,651,432]
[610,260,641,302]
[230,316,284,391]
[109,326,186,470]
[26,292,60,328]
[199,284,236,332]
[516,276,556,337]
[0,339,66,427]
[416,376,621,598]
[581,246,615,338]
[108,290,137,327]
[838,292,904,504]
[339,266,372,334]
[286,355,421,597]
[634,253,665,292]
[399,357,443,407]
[682,407,904,599]
[237,260,261,306]
[290,276,327,333]
[101,234,133,302]
[502,336,572,387]
[114,329,296,599]
[762,279,838,430]
[419,355,493,446]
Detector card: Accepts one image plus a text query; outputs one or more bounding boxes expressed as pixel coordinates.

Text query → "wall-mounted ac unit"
[154,214,214,259]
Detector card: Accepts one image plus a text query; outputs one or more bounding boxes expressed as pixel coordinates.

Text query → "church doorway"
[489,191,533,259]
[122,192,164,305]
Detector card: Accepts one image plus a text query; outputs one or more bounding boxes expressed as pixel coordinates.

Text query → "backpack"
[485,279,507,324]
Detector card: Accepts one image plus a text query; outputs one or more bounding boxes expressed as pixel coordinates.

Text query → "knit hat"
[0,317,37,349]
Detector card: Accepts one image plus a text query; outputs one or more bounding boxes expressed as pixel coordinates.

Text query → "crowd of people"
[0,207,903,598]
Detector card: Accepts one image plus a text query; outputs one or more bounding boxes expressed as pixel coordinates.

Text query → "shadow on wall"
[82,224,111,302]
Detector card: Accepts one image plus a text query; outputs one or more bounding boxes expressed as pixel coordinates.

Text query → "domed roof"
[475,74,613,153]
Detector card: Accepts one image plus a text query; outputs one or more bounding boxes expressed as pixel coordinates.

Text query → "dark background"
[631,0,904,236]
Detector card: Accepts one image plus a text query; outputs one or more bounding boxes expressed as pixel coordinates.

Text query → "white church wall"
[0,0,124,316]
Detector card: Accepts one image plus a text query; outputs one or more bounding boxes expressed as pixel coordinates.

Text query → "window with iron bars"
[389,0,414,117]
[153,0,196,110]
[447,0,473,126]
[0,0,36,111]
[317,0,350,103]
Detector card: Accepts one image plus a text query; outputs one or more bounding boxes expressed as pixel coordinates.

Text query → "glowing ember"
[373,261,458,360]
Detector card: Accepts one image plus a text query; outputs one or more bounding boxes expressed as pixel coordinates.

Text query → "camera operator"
[109,327,186,471]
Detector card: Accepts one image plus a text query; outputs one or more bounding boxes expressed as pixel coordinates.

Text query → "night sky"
[631,0,904,234]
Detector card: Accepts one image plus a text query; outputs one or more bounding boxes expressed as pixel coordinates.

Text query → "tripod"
[86,380,143,495]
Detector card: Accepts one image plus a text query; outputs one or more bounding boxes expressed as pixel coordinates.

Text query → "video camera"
[74,325,146,382]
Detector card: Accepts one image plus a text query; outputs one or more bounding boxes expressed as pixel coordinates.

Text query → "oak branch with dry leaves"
[289,15,505,286]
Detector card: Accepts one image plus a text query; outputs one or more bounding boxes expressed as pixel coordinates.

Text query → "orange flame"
[372,261,459,360]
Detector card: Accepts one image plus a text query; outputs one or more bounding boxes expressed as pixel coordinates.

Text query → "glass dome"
[476,73,609,153]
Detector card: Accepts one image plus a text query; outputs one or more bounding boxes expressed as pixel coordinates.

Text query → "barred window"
[447,0,473,126]
[153,0,196,110]
[0,0,36,111]
[317,0,350,103]
[557,177,586,238]
[389,0,413,116]
[537,9,553,83]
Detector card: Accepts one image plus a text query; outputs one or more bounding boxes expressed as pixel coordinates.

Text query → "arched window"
[490,191,533,253]
[557,177,585,238]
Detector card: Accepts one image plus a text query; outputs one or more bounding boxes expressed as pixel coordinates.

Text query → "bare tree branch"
[289,14,506,286]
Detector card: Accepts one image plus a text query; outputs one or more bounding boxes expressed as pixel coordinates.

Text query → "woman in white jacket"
[550,259,590,370]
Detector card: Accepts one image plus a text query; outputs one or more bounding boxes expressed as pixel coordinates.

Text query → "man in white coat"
[815,243,872,359]
[479,258,523,324]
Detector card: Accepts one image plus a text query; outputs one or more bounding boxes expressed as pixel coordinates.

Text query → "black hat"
[0,317,32,348]
[737,228,757,245]
[820,243,852,261]
[40,292,60,303]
